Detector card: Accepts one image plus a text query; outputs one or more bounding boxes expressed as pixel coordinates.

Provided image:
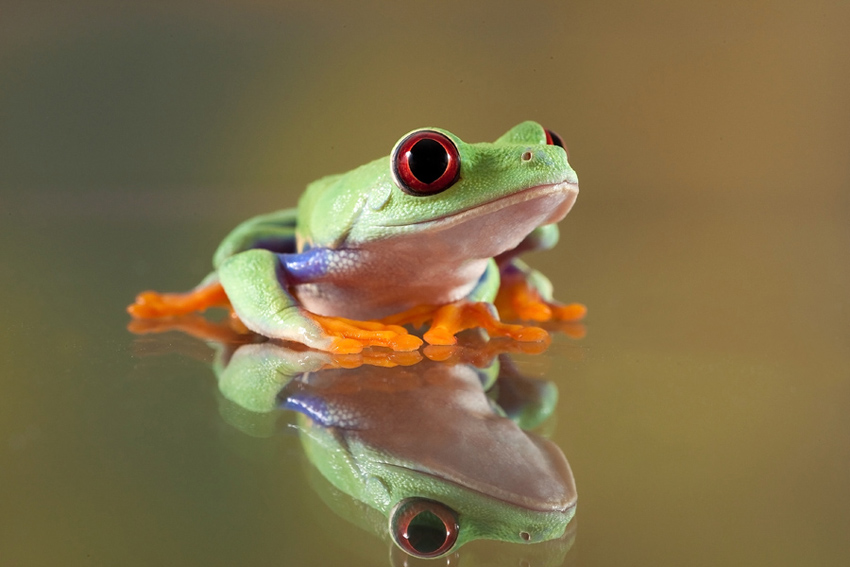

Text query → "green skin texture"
[211,343,575,557]
[207,121,579,350]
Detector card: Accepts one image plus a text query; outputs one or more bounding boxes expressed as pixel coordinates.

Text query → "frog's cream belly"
[293,255,489,320]
[292,181,577,320]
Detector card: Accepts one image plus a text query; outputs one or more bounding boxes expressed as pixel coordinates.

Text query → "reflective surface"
[182,330,577,559]
[2,1,849,565]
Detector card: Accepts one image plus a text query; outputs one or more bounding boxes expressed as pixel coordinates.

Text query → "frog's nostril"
[521,151,533,162]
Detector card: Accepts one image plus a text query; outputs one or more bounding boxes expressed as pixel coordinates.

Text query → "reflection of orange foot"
[423,336,550,366]
[384,301,550,347]
[128,313,254,343]
[545,320,587,340]
[495,280,587,323]
[310,314,424,354]
[328,350,424,369]
[128,282,231,318]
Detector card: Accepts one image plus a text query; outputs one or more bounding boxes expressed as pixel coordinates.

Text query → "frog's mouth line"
[379,181,579,231]
[378,461,576,514]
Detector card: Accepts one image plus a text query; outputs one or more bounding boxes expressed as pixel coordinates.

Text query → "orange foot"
[383,300,550,347]
[310,314,424,354]
[494,279,587,322]
[128,281,231,318]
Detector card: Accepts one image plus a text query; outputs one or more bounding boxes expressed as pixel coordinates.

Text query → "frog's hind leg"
[218,249,422,354]
[129,208,299,320]
[128,273,231,319]
[494,224,586,322]
[494,260,586,323]
[212,208,298,268]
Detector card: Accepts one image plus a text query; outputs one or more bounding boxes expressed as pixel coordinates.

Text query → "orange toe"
[421,301,551,346]
[495,279,586,323]
[128,282,230,319]
[312,313,424,353]
[550,302,588,322]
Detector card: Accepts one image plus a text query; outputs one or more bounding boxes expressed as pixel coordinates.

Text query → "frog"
[128,121,585,354]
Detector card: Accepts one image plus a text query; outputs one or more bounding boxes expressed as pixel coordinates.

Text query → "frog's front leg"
[382,259,549,347]
[494,225,587,322]
[218,249,422,354]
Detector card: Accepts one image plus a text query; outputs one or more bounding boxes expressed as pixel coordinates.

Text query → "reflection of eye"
[392,130,461,196]
[545,128,569,157]
[390,498,459,558]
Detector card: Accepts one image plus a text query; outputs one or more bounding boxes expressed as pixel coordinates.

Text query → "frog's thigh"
[217,249,331,348]
[213,209,298,268]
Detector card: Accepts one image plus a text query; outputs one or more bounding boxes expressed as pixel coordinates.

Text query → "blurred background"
[1,1,848,566]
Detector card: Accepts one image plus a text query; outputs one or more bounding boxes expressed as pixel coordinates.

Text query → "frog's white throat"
[387,180,579,261]
[409,181,578,234]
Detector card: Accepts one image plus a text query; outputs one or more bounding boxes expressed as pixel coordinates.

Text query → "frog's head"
[377,455,576,559]
[301,121,579,256]
[300,412,576,560]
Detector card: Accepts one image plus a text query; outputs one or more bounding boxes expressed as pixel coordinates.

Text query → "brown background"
[1,1,848,566]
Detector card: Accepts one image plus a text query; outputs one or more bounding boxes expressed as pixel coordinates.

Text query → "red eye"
[545,129,569,157]
[392,130,461,196]
[390,498,459,558]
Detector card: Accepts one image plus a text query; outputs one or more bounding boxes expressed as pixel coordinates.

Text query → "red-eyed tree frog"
[129,121,585,353]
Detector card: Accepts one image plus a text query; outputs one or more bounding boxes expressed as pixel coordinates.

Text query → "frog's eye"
[389,498,459,558]
[545,129,569,157]
[392,130,461,196]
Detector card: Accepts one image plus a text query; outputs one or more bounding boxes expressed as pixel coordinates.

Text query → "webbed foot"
[308,313,424,354]
[495,278,587,322]
[128,281,230,318]
[424,301,550,345]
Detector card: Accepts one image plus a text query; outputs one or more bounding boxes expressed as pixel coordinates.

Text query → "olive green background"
[1,1,848,566]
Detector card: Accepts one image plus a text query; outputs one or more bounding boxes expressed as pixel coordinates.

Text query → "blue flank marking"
[281,393,361,429]
[279,248,331,283]
[281,394,333,425]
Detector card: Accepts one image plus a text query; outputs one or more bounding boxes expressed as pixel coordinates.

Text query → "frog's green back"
[296,159,391,249]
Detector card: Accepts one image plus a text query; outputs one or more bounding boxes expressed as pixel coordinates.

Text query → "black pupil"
[406,511,448,554]
[408,139,448,184]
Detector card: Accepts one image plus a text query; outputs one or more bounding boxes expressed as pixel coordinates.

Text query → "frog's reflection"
[132,318,577,562]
